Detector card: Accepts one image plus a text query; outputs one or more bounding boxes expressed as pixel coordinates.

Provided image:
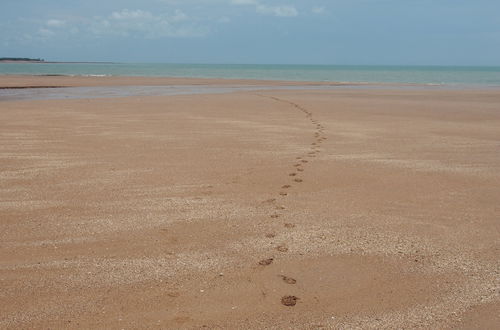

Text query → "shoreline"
[1,63,499,88]
[1,74,499,90]
[2,75,499,103]
[0,74,351,88]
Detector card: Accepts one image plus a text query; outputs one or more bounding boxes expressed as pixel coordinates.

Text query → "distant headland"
[0,58,115,64]
[0,58,45,63]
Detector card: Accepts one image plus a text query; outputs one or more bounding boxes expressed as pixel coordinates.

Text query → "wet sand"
[0,76,499,329]
[0,75,348,88]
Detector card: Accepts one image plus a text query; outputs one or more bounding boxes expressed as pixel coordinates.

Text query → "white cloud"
[37,28,55,38]
[231,0,257,4]
[231,0,298,17]
[46,19,66,28]
[8,8,207,43]
[218,16,231,23]
[10,9,207,43]
[171,9,188,22]
[88,9,205,38]
[312,6,326,15]
[111,9,153,20]
[256,4,298,17]
[33,9,206,40]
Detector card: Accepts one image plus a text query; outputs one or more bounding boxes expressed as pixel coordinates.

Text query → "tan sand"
[0,76,499,329]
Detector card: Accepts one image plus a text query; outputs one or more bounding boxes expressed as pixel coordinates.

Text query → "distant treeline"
[0,57,45,62]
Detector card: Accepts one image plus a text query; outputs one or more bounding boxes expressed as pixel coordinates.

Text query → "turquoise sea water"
[1,63,500,86]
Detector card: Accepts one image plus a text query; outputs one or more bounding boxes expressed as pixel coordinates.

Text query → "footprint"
[259,258,274,266]
[174,316,192,324]
[301,160,308,163]
[276,245,289,252]
[282,184,291,189]
[167,292,180,298]
[294,178,303,183]
[264,198,276,203]
[296,157,302,160]
[297,168,304,172]
[279,275,297,284]
[284,223,296,228]
[279,192,288,196]
[265,233,276,238]
[294,164,302,167]
[276,205,286,210]
[281,295,299,306]
[270,214,280,219]
[289,173,297,176]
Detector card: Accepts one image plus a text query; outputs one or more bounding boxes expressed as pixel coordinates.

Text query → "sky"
[1,0,499,65]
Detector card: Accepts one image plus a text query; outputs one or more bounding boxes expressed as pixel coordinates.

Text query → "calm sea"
[1,63,500,86]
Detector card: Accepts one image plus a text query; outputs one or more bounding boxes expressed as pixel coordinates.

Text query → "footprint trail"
[255,94,327,307]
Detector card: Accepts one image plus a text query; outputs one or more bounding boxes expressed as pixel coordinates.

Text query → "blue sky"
[1,0,499,65]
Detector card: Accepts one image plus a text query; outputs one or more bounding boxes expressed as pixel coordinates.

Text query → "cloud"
[37,28,55,38]
[110,9,153,20]
[171,9,188,22]
[2,7,209,45]
[24,9,206,41]
[88,9,205,38]
[231,0,298,17]
[256,4,298,17]
[218,16,231,23]
[231,0,257,4]
[46,19,66,27]
[311,6,326,15]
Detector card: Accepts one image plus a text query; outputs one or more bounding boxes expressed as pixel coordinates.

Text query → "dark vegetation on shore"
[0,86,65,90]
[0,58,45,62]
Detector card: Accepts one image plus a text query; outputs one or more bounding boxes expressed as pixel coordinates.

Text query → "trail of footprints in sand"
[257,95,327,307]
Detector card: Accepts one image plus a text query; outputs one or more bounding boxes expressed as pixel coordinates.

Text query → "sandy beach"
[0,76,499,329]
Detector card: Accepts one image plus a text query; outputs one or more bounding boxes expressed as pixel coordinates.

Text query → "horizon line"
[2,60,500,68]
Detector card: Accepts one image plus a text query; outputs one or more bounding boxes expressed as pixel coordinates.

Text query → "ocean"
[1,63,500,86]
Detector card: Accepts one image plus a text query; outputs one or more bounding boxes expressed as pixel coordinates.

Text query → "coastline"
[2,74,498,89]
[0,74,356,88]
[1,63,499,86]
[2,75,499,104]
[1,75,499,328]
